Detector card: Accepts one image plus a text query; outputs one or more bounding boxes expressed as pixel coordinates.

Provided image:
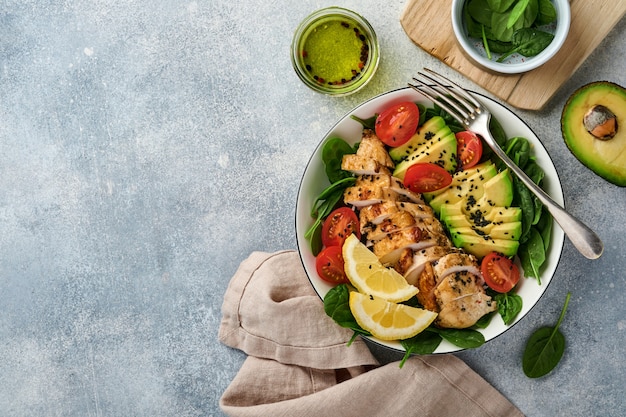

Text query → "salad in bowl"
[295,87,564,358]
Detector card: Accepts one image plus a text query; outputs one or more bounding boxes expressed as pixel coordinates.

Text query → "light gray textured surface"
[0,1,624,416]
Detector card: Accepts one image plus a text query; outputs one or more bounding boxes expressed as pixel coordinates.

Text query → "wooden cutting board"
[400,0,626,110]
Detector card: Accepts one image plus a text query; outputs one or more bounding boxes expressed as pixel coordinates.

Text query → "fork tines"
[409,69,482,127]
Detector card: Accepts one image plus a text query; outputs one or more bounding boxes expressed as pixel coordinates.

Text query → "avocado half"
[561,81,626,186]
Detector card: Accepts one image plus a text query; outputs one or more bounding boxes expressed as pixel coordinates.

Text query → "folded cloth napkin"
[219,250,524,417]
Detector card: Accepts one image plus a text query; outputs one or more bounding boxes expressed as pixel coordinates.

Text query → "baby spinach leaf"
[306,176,356,254]
[323,284,371,345]
[487,0,516,13]
[474,311,494,328]
[494,291,523,325]
[513,175,534,244]
[399,331,442,368]
[536,0,557,25]
[506,0,531,29]
[536,207,553,250]
[427,327,485,349]
[350,114,377,130]
[491,11,518,42]
[523,292,570,378]
[523,0,540,26]
[468,0,494,26]
[322,137,357,183]
[497,28,554,61]
[518,227,546,283]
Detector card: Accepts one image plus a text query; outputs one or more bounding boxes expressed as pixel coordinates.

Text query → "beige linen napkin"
[219,250,524,417]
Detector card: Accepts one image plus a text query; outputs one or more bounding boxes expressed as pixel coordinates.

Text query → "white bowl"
[451,0,570,74]
[295,87,565,354]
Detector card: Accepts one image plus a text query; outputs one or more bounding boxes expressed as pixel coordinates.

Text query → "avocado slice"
[441,203,522,223]
[472,168,514,210]
[427,164,498,214]
[449,233,520,258]
[561,81,626,186]
[389,116,448,162]
[392,132,458,180]
[423,160,495,201]
[448,222,522,240]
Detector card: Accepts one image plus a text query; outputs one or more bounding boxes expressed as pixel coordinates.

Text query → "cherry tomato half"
[456,131,483,170]
[375,101,420,147]
[315,245,349,284]
[480,252,520,293]
[403,163,453,194]
[321,207,360,248]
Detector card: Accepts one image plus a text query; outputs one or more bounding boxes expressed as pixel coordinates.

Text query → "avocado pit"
[583,105,617,140]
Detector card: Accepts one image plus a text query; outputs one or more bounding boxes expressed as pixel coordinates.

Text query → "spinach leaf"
[306,176,356,254]
[536,0,557,25]
[323,284,371,345]
[487,0,516,13]
[536,206,553,250]
[513,175,534,243]
[474,312,494,328]
[518,227,546,283]
[399,331,442,368]
[468,0,494,26]
[494,290,523,325]
[322,137,357,183]
[523,292,571,378]
[491,11,518,42]
[305,137,357,254]
[427,327,485,349]
[497,28,554,61]
[417,103,427,125]
[350,114,377,130]
[506,0,530,29]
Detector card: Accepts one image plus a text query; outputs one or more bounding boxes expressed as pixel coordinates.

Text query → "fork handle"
[473,124,604,260]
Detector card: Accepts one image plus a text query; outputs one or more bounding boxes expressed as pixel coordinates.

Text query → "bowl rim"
[295,86,565,354]
[451,0,571,74]
[290,6,380,96]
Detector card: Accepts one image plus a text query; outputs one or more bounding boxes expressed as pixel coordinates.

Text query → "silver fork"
[409,68,603,260]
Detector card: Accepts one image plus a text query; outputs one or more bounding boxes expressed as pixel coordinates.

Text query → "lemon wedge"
[349,292,437,340]
[342,234,419,303]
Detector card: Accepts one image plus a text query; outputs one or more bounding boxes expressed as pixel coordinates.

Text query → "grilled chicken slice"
[344,174,422,208]
[359,201,401,233]
[371,227,422,264]
[404,245,456,285]
[359,201,434,234]
[414,252,496,328]
[416,262,438,312]
[396,201,434,219]
[432,252,483,283]
[366,211,416,241]
[433,255,495,329]
[342,155,392,176]
[341,129,394,175]
[356,129,395,169]
[435,275,496,328]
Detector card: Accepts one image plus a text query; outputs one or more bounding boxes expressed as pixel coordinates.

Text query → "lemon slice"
[349,292,437,340]
[342,234,419,303]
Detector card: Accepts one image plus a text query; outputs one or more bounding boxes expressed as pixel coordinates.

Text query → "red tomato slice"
[481,252,520,293]
[456,131,483,170]
[315,245,349,284]
[321,207,360,248]
[403,163,453,194]
[375,101,420,147]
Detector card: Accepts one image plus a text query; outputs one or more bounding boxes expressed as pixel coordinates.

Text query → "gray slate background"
[1,1,624,416]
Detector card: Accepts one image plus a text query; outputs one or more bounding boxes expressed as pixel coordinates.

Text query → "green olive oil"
[301,19,370,87]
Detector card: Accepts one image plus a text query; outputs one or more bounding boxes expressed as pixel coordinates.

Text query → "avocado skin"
[561,81,626,186]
